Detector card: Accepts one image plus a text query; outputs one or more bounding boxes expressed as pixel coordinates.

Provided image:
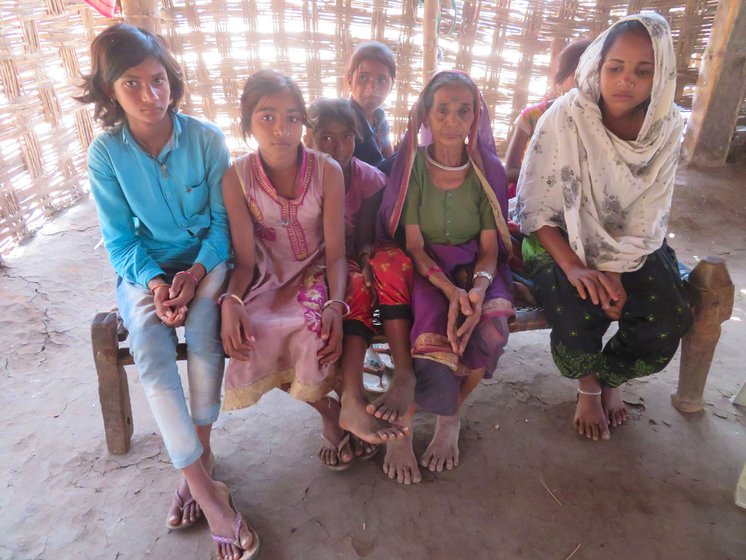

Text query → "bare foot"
[316,396,354,468]
[340,394,407,447]
[207,482,257,560]
[366,369,416,423]
[420,415,461,472]
[575,392,611,441]
[602,386,628,428]
[383,435,422,484]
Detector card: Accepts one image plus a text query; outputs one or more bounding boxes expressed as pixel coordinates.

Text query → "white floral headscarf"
[516,13,684,273]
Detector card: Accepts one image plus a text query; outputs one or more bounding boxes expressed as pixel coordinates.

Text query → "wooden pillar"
[681,0,746,166]
[121,0,161,36]
[671,257,734,413]
[423,0,439,83]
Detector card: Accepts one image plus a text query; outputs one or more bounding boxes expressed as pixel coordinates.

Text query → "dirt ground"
[1,163,745,560]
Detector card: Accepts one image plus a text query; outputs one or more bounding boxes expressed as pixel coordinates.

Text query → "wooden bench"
[91,256,734,455]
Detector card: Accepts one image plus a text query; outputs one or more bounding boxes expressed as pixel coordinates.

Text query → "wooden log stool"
[91,257,734,455]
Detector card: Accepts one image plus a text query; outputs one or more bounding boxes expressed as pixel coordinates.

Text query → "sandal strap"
[210,512,244,547]
[173,488,195,511]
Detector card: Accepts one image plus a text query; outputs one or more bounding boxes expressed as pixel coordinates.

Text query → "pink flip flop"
[165,452,216,530]
[166,488,200,530]
[211,501,260,560]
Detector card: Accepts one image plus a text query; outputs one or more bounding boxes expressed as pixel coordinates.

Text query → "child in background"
[347,41,396,168]
[505,39,591,195]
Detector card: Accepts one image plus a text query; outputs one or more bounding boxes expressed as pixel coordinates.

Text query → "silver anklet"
[578,388,602,396]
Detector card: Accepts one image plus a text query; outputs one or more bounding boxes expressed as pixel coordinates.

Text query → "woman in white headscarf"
[516,13,692,442]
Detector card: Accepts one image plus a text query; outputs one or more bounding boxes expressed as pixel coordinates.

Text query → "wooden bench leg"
[672,257,734,413]
[91,311,133,454]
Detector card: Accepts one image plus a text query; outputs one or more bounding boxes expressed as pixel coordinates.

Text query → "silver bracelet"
[472,270,494,285]
[578,388,602,396]
[322,299,350,317]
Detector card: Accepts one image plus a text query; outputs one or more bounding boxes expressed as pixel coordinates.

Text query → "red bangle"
[175,270,199,285]
[424,265,443,280]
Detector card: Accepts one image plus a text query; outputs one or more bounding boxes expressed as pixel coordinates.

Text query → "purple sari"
[377,72,514,415]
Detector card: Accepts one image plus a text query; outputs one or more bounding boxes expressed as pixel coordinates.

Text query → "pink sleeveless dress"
[223,148,338,411]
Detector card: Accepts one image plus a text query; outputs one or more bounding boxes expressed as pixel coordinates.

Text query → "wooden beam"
[681,0,746,166]
[120,0,161,36]
[423,0,439,83]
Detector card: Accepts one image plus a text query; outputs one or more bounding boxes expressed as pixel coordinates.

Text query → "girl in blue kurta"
[79,23,258,560]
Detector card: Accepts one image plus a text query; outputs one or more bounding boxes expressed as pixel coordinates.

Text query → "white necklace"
[424,147,471,172]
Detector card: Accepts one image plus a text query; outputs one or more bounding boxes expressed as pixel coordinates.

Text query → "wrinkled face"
[112,56,171,128]
[599,31,655,118]
[312,119,356,170]
[349,59,393,114]
[425,84,475,149]
[250,88,304,157]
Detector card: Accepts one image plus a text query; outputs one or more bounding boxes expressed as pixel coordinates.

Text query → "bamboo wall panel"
[0,0,110,253]
[0,0,739,254]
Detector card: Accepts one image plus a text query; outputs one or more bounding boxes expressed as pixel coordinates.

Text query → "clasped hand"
[447,286,486,356]
[154,274,196,328]
[566,266,626,320]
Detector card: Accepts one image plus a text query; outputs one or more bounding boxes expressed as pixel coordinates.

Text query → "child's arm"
[88,141,165,289]
[318,158,347,365]
[220,165,256,360]
[505,122,531,185]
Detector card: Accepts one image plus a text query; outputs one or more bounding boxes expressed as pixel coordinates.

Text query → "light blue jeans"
[116,262,228,469]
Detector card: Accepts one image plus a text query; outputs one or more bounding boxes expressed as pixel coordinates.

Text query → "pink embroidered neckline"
[252,148,313,206]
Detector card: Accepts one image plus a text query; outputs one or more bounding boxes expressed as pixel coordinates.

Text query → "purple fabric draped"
[377,72,513,302]
[375,71,514,413]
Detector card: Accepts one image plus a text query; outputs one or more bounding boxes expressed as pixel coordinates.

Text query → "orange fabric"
[369,242,412,307]
[344,259,375,331]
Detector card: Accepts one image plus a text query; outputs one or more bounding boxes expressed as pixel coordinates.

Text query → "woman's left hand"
[447,287,474,353]
[165,272,197,309]
[455,286,486,356]
[317,307,343,365]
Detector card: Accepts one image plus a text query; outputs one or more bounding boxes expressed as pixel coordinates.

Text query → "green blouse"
[402,149,496,245]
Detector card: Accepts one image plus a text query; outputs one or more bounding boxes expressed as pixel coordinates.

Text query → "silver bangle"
[472,270,494,285]
[322,299,350,317]
[578,388,602,396]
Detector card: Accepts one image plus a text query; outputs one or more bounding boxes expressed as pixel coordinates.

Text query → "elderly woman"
[377,71,514,484]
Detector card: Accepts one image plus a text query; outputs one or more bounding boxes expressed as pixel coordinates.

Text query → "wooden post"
[672,257,734,413]
[423,0,439,83]
[681,0,746,166]
[121,0,161,36]
[91,312,134,454]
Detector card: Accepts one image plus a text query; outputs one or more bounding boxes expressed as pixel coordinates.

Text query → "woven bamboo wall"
[0,0,730,253]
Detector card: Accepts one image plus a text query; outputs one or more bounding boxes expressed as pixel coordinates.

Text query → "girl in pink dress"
[220,71,352,470]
